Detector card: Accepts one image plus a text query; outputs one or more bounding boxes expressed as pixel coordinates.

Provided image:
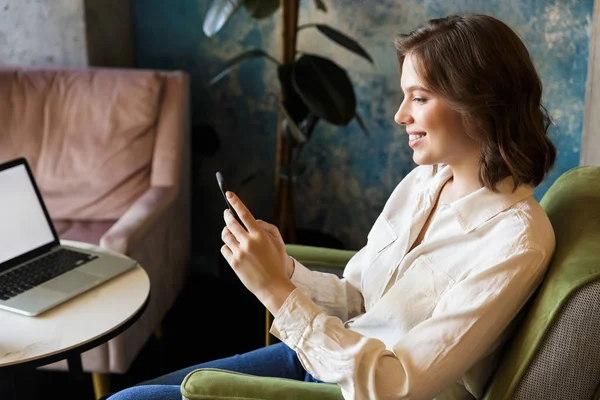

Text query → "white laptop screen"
[0,164,55,265]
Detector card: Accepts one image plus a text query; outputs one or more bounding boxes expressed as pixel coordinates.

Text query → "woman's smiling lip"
[407,131,427,149]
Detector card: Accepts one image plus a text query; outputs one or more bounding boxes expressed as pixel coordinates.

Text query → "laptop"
[0,157,137,317]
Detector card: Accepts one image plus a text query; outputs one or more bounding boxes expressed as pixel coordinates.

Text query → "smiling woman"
[395,63,478,169]
[394,14,556,191]
[106,13,558,400]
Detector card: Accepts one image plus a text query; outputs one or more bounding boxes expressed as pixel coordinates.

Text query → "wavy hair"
[395,13,556,189]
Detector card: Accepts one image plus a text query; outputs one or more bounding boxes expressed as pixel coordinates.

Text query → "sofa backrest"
[482,166,600,399]
[0,67,165,220]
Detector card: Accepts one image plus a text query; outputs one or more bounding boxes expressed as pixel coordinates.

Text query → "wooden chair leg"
[92,372,110,400]
[265,308,273,346]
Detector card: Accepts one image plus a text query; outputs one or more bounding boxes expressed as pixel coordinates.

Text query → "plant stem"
[282,1,300,63]
[273,0,300,244]
[269,0,301,347]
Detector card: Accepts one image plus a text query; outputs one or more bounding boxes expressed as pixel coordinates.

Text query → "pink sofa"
[0,66,191,396]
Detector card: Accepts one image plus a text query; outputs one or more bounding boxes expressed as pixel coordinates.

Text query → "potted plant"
[204,0,373,243]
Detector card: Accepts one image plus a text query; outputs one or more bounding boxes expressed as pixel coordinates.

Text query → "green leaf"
[278,101,308,143]
[299,24,374,64]
[277,64,309,123]
[208,49,279,85]
[203,0,244,37]
[314,0,327,11]
[355,111,370,136]
[244,0,280,19]
[291,54,356,126]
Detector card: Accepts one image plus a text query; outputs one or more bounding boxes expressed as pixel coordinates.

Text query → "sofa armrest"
[97,184,189,372]
[285,244,356,275]
[180,368,343,400]
[100,186,177,254]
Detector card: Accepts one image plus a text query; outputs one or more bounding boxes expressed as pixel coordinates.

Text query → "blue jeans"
[106,342,323,400]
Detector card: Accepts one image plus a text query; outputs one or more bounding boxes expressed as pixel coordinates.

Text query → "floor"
[3,262,267,400]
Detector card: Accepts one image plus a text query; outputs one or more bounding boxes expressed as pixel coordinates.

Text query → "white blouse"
[270,165,556,400]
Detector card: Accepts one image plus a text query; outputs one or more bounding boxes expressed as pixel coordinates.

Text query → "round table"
[0,240,150,398]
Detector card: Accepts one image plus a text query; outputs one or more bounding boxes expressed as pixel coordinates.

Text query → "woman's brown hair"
[395,13,556,190]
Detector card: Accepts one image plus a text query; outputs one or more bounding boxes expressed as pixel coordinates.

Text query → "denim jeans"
[106,342,323,400]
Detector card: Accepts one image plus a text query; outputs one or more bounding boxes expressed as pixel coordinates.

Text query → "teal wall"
[133,0,593,260]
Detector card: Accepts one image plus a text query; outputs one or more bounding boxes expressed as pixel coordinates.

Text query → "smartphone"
[215,171,246,229]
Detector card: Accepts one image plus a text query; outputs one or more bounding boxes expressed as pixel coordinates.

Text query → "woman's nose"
[394,101,412,126]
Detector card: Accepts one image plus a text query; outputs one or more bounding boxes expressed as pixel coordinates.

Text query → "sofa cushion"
[180,368,343,400]
[54,219,117,245]
[0,67,164,219]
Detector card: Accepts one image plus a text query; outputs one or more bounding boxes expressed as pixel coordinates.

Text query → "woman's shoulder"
[513,196,556,254]
[482,195,556,258]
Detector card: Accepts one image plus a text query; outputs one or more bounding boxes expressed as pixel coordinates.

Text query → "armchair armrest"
[100,186,177,254]
[285,244,357,276]
[180,368,343,400]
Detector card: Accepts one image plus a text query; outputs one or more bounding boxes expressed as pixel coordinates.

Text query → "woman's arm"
[288,246,368,322]
[270,247,548,400]
[284,166,428,323]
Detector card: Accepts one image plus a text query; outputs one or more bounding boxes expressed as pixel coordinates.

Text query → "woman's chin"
[412,153,433,166]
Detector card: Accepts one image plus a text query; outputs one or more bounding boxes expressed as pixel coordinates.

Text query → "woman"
[108,13,557,400]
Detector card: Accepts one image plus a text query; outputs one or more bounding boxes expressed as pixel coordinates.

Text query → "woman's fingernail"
[226,191,233,199]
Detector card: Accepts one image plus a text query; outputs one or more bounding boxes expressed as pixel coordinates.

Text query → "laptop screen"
[0,164,55,265]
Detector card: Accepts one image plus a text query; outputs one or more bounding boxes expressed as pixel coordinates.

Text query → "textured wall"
[133,0,593,255]
[0,0,87,66]
[0,0,134,68]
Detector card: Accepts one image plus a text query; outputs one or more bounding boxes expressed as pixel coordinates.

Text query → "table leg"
[0,368,18,400]
[67,354,89,398]
[67,354,83,375]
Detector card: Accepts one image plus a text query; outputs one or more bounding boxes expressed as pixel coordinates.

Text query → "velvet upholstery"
[0,66,191,375]
[0,68,164,219]
[181,369,343,400]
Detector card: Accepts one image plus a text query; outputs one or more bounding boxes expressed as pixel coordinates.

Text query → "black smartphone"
[215,171,246,229]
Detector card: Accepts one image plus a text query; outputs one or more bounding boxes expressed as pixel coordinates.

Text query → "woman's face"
[394,54,479,167]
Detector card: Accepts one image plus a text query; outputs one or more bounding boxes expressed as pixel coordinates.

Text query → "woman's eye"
[412,97,427,103]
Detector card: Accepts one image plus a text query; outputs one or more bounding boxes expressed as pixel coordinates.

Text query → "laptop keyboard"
[0,248,98,301]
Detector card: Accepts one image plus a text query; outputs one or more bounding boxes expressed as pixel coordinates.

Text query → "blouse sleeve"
[289,243,368,322]
[271,247,548,400]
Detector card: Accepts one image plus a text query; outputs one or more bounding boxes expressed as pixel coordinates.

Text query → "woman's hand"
[220,191,296,315]
[255,219,295,279]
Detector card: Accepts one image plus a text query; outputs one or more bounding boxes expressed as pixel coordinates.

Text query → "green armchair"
[181,166,600,400]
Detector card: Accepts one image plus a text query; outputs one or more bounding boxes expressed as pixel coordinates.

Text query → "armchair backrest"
[483,166,600,400]
[0,67,188,221]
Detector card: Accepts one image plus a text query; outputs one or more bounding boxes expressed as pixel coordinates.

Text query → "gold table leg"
[92,372,110,400]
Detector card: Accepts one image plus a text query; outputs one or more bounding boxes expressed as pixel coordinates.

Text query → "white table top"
[0,240,150,368]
